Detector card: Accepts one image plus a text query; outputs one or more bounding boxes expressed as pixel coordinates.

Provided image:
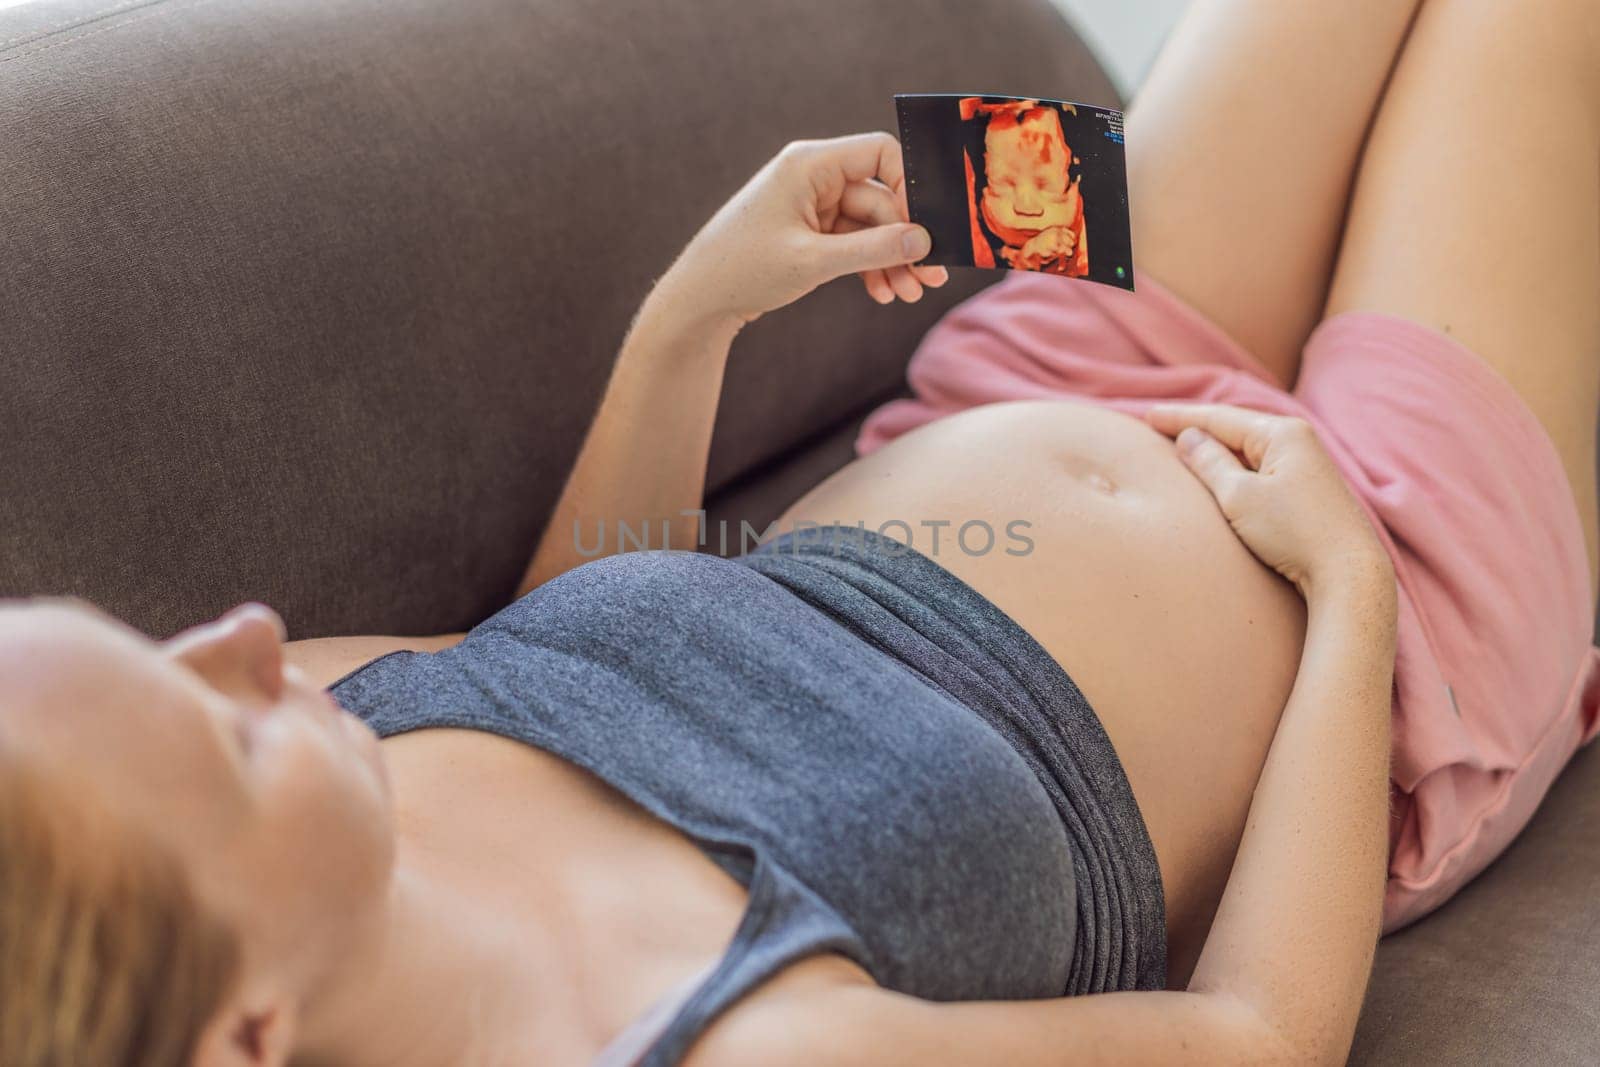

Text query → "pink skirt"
[859,270,1600,931]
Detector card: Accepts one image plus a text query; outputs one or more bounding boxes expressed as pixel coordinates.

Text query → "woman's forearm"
[1186,556,1397,1062]
[514,131,945,598]
[518,270,744,596]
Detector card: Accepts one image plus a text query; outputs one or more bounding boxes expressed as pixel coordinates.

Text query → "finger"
[861,271,894,304]
[819,189,934,278]
[1174,427,1248,502]
[833,216,898,303]
[889,176,948,284]
[836,181,918,291]
[884,263,923,303]
[811,220,932,277]
[836,184,942,289]
[790,131,907,206]
[1144,403,1275,467]
[839,179,904,230]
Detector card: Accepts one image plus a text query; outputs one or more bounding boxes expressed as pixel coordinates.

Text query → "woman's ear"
[192,993,298,1067]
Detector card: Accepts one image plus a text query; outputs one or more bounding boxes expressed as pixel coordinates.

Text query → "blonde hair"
[0,758,240,1065]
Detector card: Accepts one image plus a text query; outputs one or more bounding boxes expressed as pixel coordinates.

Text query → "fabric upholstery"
[1351,740,1600,1064]
[702,393,894,546]
[0,0,1114,639]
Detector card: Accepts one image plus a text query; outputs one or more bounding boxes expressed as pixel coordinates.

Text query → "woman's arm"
[690,404,1396,1067]
[517,132,946,596]
[285,136,949,680]
[518,271,743,595]
[1182,558,1393,1058]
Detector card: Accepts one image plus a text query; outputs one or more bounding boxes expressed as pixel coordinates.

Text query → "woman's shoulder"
[286,549,757,688]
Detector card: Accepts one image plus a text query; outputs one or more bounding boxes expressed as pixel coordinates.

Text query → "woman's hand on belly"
[775,399,1309,978]
[1144,402,1393,599]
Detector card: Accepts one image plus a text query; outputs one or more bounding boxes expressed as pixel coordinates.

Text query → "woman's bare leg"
[1129,0,1423,387]
[1325,0,1600,595]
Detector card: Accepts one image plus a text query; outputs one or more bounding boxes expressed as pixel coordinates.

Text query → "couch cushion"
[0,0,1117,638]
[1351,738,1600,1064]
[703,393,890,548]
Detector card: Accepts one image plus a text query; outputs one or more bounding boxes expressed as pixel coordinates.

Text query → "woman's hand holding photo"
[524,133,947,591]
[669,131,949,325]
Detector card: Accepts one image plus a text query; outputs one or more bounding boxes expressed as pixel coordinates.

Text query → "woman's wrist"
[1302,549,1398,632]
[651,249,756,335]
[626,265,746,371]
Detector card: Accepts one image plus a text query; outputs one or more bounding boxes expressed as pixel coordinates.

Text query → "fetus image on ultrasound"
[896,92,1133,289]
[961,97,1088,275]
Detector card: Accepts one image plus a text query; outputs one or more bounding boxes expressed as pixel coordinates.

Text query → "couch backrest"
[0,0,1116,637]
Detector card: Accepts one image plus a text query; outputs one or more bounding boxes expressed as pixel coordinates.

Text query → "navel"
[1057,451,1120,496]
[1085,471,1119,496]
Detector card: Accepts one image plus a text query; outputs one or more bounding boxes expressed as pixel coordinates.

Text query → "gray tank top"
[331,528,1165,1064]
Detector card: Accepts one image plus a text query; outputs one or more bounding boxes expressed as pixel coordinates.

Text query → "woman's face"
[0,600,395,985]
[981,108,1078,230]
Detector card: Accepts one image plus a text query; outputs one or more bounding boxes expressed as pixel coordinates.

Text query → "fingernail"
[901,227,931,260]
[1176,427,1205,453]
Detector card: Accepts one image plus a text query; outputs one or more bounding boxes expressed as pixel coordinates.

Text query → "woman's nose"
[166,603,287,700]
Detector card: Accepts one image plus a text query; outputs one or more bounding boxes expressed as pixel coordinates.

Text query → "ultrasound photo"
[896,92,1133,290]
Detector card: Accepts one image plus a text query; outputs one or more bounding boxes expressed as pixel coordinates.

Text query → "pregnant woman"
[4,0,1596,1064]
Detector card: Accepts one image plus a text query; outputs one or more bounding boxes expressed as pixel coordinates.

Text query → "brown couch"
[2,0,1594,1060]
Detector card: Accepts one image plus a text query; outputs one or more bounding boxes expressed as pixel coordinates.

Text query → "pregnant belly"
[776,399,1308,983]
